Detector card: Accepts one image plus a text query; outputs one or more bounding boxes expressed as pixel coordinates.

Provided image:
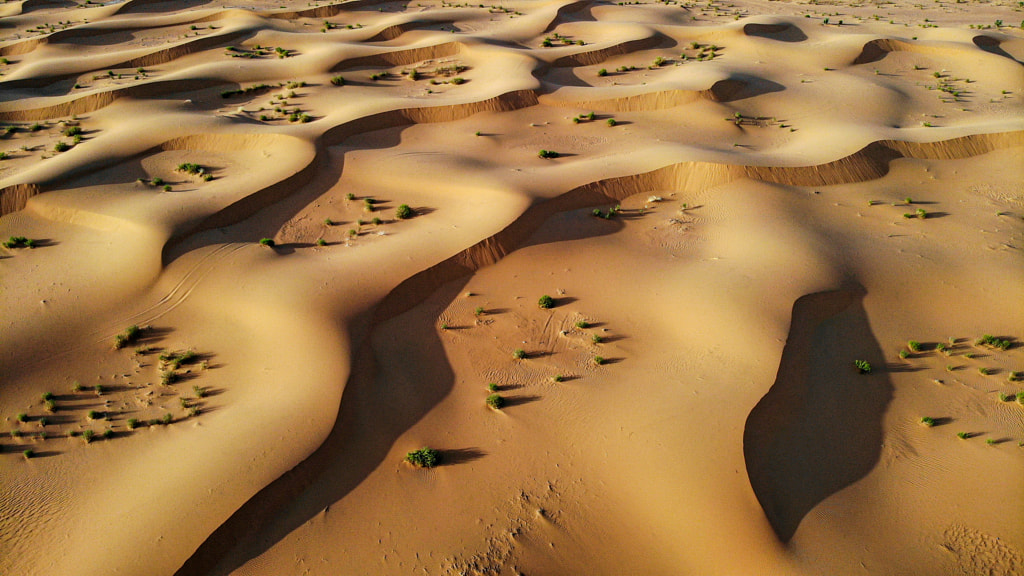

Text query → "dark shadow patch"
[743,22,808,42]
[744,286,892,543]
[440,447,486,466]
[502,395,541,408]
[973,35,1023,64]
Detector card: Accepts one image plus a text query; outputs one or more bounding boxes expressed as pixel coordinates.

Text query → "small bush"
[513,349,526,359]
[475,306,484,316]
[607,118,617,127]
[594,356,606,365]
[898,350,909,359]
[63,125,83,137]
[486,394,505,409]
[83,430,95,443]
[592,334,604,344]
[1009,371,1023,382]
[575,320,590,329]
[330,75,346,86]
[999,392,1011,402]
[537,149,559,159]
[978,367,992,375]
[957,431,969,439]
[538,295,554,309]
[177,162,202,175]
[907,340,922,352]
[854,359,872,374]
[161,413,173,425]
[487,382,498,392]
[102,428,114,439]
[16,413,27,423]
[977,334,1011,350]
[259,238,275,247]
[552,374,564,382]
[597,68,607,77]
[44,399,56,413]
[152,177,164,186]
[113,325,142,349]
[87,410,100,420]
[395,204,415,219]
[920,416,935,427]
[23,449,35,459]
[405,447,440,468]
[94,384,104,395]
[127,418,139,430]
[53,141,70,152]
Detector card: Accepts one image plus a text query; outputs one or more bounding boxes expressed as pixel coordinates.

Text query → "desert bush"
[23,449,35,459]
[957,431,969,439]
[898,350,909,359]
[607,118,617,127]
[161,413,173,425]
[259,238,275,247]
[113,325,142,349]
[977,334,1011,350]
[486,394,505,409]
[3,236,34,249]
[907,340,922,352]
[102,429,114,439]
[395,204,415,219]
[513,349,526,359]
[538,295,554,309]
[87,410,100,420]
[597,68,607,77]
[53,141,70,152]
[83,430,95,443]
[127,418,139,430]
[575,320,590,329]
[552,374,564,382]
[405,447,439,468]
[978,367,992,376]
[854,359,872,374]
[594,356,606,365]
[986,438,996,445]
[1009,371,1023,382]
[44,399,56,413]
[16,413,27,423]
[177,162,202,174]
[920,416,935,427]
[475,306,484,316]
[487,383,498,392]
[94,384,104,395]
[592,334,604,344]
[63,126,82,137]
[331,75,345,86]
[537,149,559,159]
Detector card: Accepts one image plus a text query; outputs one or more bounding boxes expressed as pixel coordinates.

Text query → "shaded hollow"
[743,287,891,542]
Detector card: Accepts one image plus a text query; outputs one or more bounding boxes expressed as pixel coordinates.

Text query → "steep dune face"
[1,1,1023,575]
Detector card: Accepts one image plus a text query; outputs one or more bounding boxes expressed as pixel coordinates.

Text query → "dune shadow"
[743,286,892,543]
[743,22,808,42]
[973,35,1024,65]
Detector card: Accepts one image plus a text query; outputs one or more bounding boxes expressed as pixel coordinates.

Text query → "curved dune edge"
[743,288,892,543]
[851,35,1009,65]
[0,78,214,121]
[539,76,779,110]
[549,33,669,67]
[172,128,1020,575]
[0,29,253,91]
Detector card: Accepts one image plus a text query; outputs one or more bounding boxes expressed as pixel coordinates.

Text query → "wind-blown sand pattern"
[1,0,1022,574]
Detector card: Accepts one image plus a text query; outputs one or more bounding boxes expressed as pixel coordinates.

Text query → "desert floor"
[1,0,1022,574]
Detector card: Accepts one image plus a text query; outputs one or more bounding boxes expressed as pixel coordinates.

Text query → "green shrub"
[537,149,559,159]
[395,204,415,219]
[513,349,526,359]
[3,236,33,249]
[127,418,139,430]
[62,125,82,137]
[592,334,603,344]
[331,75,346,86]
[977,334,1011,350]
[102,428,114,439]
[487,382,498,392]
[53,141,70,152]
[907,340,921,352]
[999,392,1010,402]
[94,384,104,395]
[1009,371,1023,382]
[87,410,100,420]
[538,295,554,309]
[405,447,440,468]
[83,430,95,443]
[259,238,275,247]
[114,325,142,349]
[854,359,872,374]
[486,394,505,409]
[161,413,173,425]
[957,431,969,439]
[978,367,992,375]
[552,374,564,382]
[317,238,327,246]
[597,68,607,77]
[23,449,35,459]
[594,356,606,365]
[575,320,590,329]
[898,350,909,359]
[475,306,484,316]
[177,162,202,174]
[986,438,996,445]
[161,370,179,385]
[16,413,27,423]
[44,399,56,413]
[607,118,617,127]
[151,177,164,186]
[920,416,935,427]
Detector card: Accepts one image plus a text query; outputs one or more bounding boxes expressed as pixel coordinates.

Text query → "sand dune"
[1,1,1022,575]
